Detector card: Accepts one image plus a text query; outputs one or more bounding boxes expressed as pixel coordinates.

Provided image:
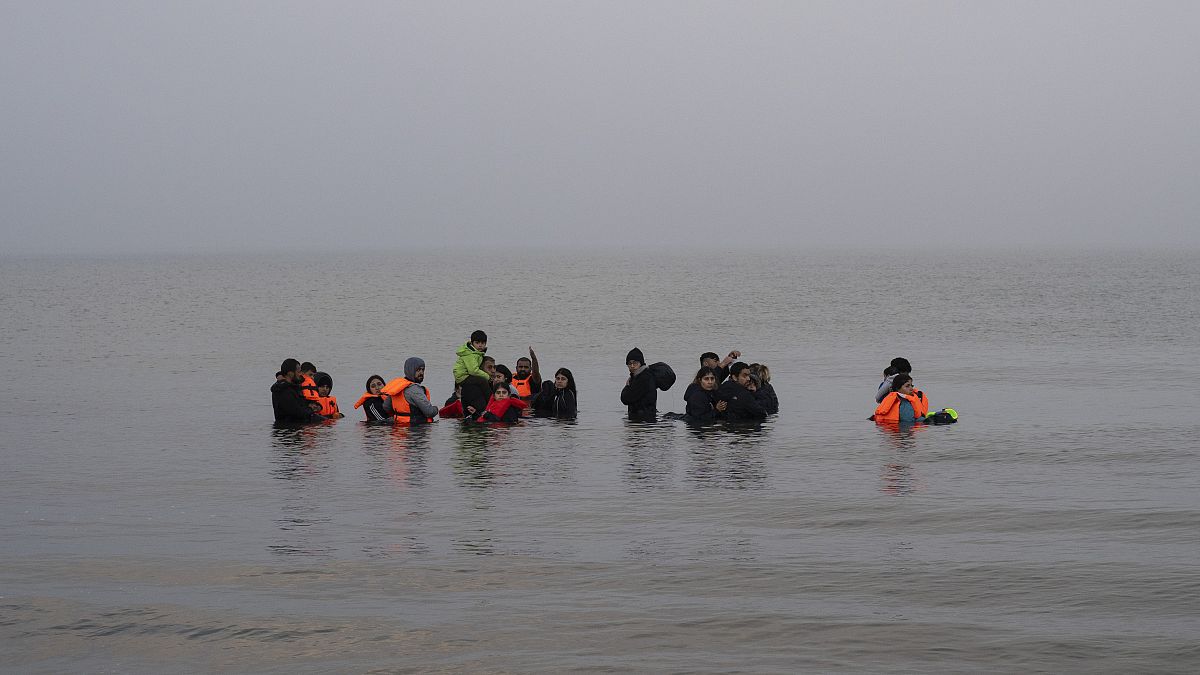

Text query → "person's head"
[366,375,385,395]
[752,363,771,384]
[515,357,532,378]
[403,357,426,383]
[694,366,718,391]
[700,352,720,368]
[554,367,576,392]
[626,347,645,374]
[747,372,760,392]
[280,358,301,383]
[314,372,333,397]
[729,362,752,387]
[892,373,914,395]
[470,330,488,351]
[495,364,512,383]
[890,357,911,375]
[482,355,497,375]
[300,362,316,376]
[492,382,509,399]
[275,371,285,382]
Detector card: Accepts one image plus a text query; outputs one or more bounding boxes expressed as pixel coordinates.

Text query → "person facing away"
[313,372,344,418]
[700,350,740,384]
[532,367,577,418]
[716,362,768,423]
[299,361,321,402]
[383,357,439,426]
[749,363,779,414]
[683,366,728,422]
[271,358,323,423]
[477,381,528,423]
[873,373,929,424]
[510,348,543,400]
[354,374,394,422]
[453,330,491,417]
[439,382,465,418]
[875,357,912,404]
[620,347,657,421]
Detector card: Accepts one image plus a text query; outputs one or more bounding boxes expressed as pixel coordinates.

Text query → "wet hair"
[555,367,577,393]
[365,374,384,391]
[314,372,333,390]
[890,357,911,374]
[750,363,772,384]
[495,364,513,383]
[883,365,897,377]
[728,361,750,377]
[491,380,510,394]
[471,330,488,344]
[516,356,532,367]
[891,373,913,391]
[280,358,300,375]
[693,366,718,385]
[700,352,719,364]
[300,361,316,373]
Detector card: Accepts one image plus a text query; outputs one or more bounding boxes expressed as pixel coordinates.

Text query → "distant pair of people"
[871,357,957,425]
[355,358,439,425]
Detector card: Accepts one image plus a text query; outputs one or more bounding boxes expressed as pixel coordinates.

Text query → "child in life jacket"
[313,372,345,419]
[300,361,321,402]
[477,382,528,424]
[439,383,465,418]
[353,374,393,422]
[872,373,929,424]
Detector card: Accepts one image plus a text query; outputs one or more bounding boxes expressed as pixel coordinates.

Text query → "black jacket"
[271,380,320,423]
[756,382,779,415]
[716,380,767,422]
[683,382,719,422]
[532,381,577,418]
[620,368,657,421]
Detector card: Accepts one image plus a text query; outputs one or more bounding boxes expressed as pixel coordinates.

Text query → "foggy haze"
[2,1,1197,256]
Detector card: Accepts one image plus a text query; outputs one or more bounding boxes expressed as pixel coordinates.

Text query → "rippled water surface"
[2,250,1198,672]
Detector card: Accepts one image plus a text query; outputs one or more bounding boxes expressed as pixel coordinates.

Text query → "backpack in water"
[925,408,959,425]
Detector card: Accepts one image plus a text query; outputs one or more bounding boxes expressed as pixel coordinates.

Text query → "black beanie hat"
[626,347,645,365]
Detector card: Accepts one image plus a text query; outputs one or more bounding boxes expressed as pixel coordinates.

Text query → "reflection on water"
[686,424,770,489]
[875,424,926,496]
[622,420,676,488]
[360,424,432,488]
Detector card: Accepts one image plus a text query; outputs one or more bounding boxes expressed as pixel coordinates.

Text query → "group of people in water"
[270,331,577,425]
[270,330,951,427]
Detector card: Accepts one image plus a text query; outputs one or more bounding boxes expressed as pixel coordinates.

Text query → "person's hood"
[632,363,649,377]
[403,357,425,381]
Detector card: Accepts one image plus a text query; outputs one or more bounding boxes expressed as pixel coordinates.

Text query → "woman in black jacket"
[532,368,578,418]
[682,367,728,422]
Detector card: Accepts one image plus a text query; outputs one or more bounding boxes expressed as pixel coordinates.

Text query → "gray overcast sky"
[2,1,1197,255]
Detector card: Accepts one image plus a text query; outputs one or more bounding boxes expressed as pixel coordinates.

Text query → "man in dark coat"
[272,358,323,423]
[716,362,768,423]
[620,347,657,422]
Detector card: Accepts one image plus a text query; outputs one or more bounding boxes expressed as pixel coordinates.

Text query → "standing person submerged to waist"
[382,357,439,425]
[620,347,657,421]
[872,373,929,424]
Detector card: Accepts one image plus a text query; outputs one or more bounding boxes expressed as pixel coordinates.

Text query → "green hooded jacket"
[453,342,488,384]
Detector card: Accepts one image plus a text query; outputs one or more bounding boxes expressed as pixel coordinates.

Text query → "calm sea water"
[2,250,1198,672]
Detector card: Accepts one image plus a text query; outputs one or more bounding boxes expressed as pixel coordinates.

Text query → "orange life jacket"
[381,377,433,425]
[873,390,930,423]
[300,374,320,401]
[317,395,340,417]
[511,375,534,399]
[353,392,376,409]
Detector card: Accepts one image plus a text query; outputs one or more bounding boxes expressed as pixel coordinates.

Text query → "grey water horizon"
[2,249,1198,672]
